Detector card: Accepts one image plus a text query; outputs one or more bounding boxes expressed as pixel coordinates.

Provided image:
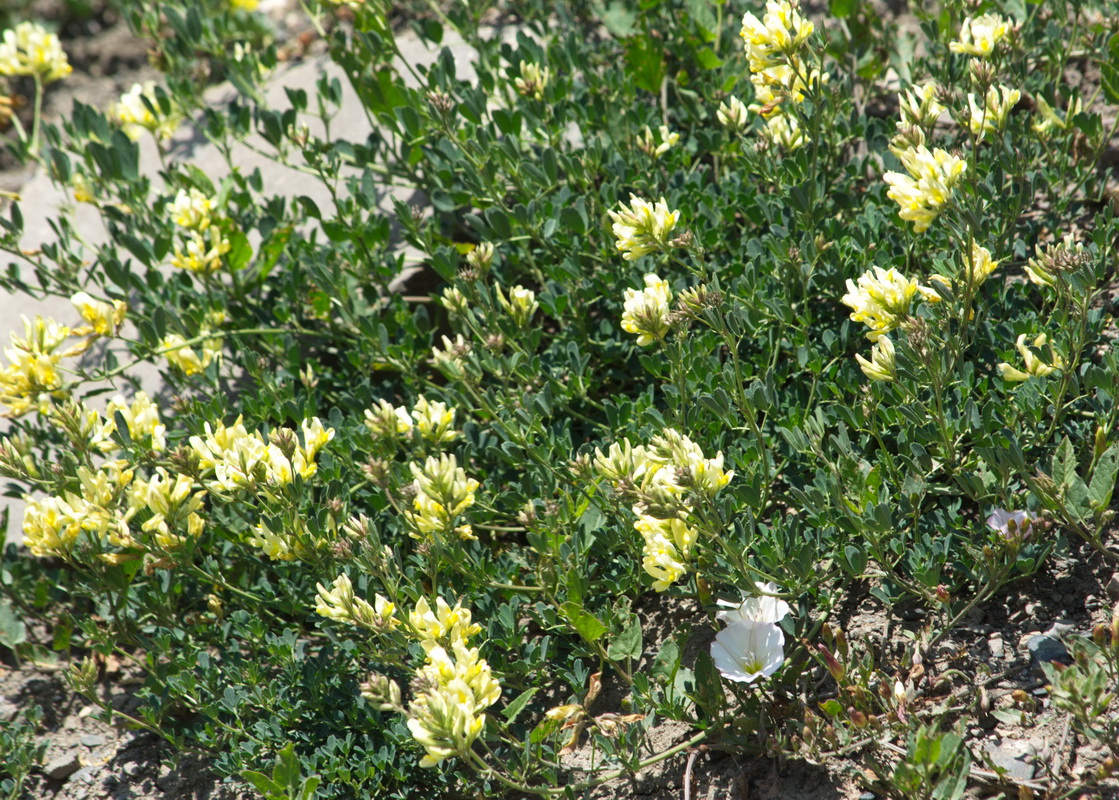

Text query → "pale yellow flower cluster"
[883,145,967,233]
[431,334,470,374]
[927,241,999,293]
[621,274,673,346]
[637,124,680,159]
[405,454,479,541]
[365,395,460,447]
[949,13,1010,58]
[70,292,127,337]
[717,96,750,132]
[1033,95,1082,137]
[898,82,944,129]
[593,429,733,591]
[161,332,222,375]
[189,416,335,496]
[23,462,134,557]
[513,61,550,101]
[495,285,538,327]
[608,195,680,262]
[842,266,937,341]
[408,596,483,649]
[104,392,168,451]
[128,467,206,548]
[0,316,76,417]
[169,189,232,276]
[0,22,71,83]
[740,0,818,150]
[315,573,398,630]
[1026,234,1087,288]
[855,336,896,382]
[998,333,1064,382]
[111,82,180,142]
[967,85,1020,141]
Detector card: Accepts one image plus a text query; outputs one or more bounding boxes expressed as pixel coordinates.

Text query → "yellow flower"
[898,82,944,128]
[410,396,458,445]
[161,332,221,375]
[1033,95,1082,136]
[998,333,1064,382]
[315,574,398,630]
[634,515,697,591]
[717,96,750,132]
[70,291,127,337]
[111,82,181,142]
[495,285,538,327]
[105,391,167,451]
[608,195,680,261]
[513,61,550,100]
[739,0,814,73]
[967,85,1020,141]
[364,399,412,442]
[0,316,72,417]
[230,0,259,9]
[855,335,896,382]
[764,113,807,150]
[171,188,214,231]
[842,266,936,341]
[405,455,479,540]
[128,467,205,548]
[621,274,673,346]
[0,22,71,83]
[171,229,231,275]
[949,13,1010,58]
[883,145,967,233]
[636,124,679,159]
[408,597,483,647]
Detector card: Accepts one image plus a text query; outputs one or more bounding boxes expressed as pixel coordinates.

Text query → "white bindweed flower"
[986,508,1036,540]
[711,619,785,683]
[716,582,791,624]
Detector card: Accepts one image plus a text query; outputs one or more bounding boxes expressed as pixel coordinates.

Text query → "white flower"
[710,619,785,683]
[0,22,71,83]
[987,509,1035,540]
[949,13,1010,58]
[715,582,791,624]
[855,335,897,382]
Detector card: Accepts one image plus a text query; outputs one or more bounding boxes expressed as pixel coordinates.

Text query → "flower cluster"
[1026,234,1090,288]
[513,61,550,101]
[169,188,232,276]
[128,467,206,549]
[23,462,135,557]
[949,13,1010,58]
[111,82,181,142]
[594,429,733,591]
[315,573,399,630]
[161,332,222,375]
[104,392,168,451]
[717,96,749,132]
[188,416,335,496]
[0,22,71,83]
[740,0,819,150]
[636,124,680,159]
[855,335,896,383]
[710,582,789,683]
[71,292,127,337]
[405,454,479,541]
[966,84,1020,141]
[998,333,1064,382]
[365,395,459,447]
[607,195,680,262]
[495,285,538,327]
[0,316,78,417]
[621,274,673,346]
[842,266,937,341]
[883,145,967,233]
[987,508,1036,540]
[898,82,944,130]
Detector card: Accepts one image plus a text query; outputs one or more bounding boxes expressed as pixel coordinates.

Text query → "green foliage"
[0,705,45,800]
[0,0,1117,795]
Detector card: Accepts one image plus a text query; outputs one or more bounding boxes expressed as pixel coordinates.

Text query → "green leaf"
[607,617,643,661]
[226,229,253,272]
[0,603,26,650]
[1104,35,1119,104]
[1090,444,1119,511]
[560,601,608,643]
[829,0,857,17]
[274,742,300,790]
[1052,437,1077,490]
[651,639,680,684]
[686,0,717,40]
[502,687,538,723]
[595,1,637,38]
[240,770,282,798]
[624,36,666,94]
[694,47,722,70]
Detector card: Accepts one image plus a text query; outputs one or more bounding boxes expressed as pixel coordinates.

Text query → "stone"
[1027,634,1071,673]
[1108,574,1119,601]
[984,740,1036,781]
[988,635,1004,659]
[44,753,81,780]
[79,734,106,747]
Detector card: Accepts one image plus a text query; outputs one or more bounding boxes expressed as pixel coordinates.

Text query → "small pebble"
[80,734,106,747]
[44,753,81,780]
[1106,573,1119,601]
[1027,634,1071,674]
[988,635,1004,659]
